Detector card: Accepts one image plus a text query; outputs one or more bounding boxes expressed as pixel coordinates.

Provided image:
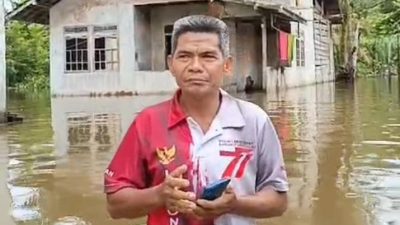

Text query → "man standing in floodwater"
[104,15,288,225]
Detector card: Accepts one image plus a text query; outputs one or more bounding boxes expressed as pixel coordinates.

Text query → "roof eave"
[220,0,307,24]
[6,0,53,25]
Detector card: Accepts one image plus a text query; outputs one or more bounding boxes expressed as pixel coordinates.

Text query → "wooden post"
[0,0,6,123]
[397,36,400,102]
[397,35,400,75]
[388,37,392,78]
[261,16,267,91]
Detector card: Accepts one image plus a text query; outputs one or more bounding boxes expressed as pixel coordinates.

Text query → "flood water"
[0,78,399,225]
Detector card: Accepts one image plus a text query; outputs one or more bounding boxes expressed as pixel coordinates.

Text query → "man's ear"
[223,56,233,77]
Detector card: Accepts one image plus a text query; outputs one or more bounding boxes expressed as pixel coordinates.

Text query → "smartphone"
[200,178,231,201]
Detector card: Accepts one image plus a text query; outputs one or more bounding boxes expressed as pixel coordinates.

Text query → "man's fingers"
[176,199,197,210]
[167,199,197,213]
[165,176,190,189]
[170,189,196,201]
[169,164,187,177]
[196,199,217,210]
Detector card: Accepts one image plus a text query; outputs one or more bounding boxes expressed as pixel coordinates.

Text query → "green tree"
[6,21,50,91]
[337,0,400,77]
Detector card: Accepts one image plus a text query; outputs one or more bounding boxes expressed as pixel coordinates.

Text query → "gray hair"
[171,15,230,58]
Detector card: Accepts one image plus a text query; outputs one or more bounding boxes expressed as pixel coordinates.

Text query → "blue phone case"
[201,178,231,201]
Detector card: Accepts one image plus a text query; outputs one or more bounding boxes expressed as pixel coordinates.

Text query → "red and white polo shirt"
[104,89,288,225]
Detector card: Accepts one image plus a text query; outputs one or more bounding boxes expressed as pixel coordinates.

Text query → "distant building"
[8,0,341,96]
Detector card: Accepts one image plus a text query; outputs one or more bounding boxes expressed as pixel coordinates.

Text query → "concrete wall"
[149,3,208,71]
[49,0,134,96]
[265,7,319,93]
[148,2,264,92]
[49,0,178,96]
[134,5,152,71]
[222,20,237,92]
[263,0,339,93]
[0,0,6,122]
[133,71,178,93]
[148,2,261,72]
[48,0,335,96]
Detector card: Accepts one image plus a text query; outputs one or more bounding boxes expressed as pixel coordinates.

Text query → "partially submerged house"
[7,0,341,96]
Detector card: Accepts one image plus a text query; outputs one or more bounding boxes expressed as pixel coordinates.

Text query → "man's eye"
[178,55,189,59]
[204,55,216,59]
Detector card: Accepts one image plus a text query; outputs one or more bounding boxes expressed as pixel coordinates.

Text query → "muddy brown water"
[0,78,399,225]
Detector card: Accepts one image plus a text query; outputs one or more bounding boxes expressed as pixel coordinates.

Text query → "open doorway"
[235,20,263,91]
[164,25,173,69]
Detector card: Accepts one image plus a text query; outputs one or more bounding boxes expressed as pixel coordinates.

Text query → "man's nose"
[188,56,203,72]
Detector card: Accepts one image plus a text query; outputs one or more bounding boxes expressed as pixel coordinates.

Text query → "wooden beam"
[133,0,203,6]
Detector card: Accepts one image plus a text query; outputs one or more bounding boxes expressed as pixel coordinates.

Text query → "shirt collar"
[168,89,245,129]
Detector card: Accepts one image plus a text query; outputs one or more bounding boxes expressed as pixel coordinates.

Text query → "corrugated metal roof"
[6,0,339,25]
[220,0,307,23]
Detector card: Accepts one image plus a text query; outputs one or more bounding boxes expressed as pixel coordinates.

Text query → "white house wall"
[0,1,6,121]
[149,3,208,71]
[148,3,265,92]
[48,0,335,96]
[49,0,178,96]
[134,6,152,71]
[50,0,133,95]
[265,0,337,94]
[266,8,316,93]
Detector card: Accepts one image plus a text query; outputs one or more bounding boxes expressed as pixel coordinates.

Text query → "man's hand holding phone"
[188,178,237,220]
[158,165,197,214]
[159,165,237,219]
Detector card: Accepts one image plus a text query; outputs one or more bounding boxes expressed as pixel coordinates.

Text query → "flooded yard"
[0,78,399,225]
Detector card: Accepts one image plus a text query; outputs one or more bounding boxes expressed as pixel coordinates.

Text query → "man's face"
[168,32,232,97]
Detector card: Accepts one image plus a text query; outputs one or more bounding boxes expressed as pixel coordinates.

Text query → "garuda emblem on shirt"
[156,145,176,165]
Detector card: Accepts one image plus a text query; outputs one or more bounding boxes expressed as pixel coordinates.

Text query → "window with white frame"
[64,26,89,72]
[64,25,119,73]
[94,25,119,71]
[296,31,305,67]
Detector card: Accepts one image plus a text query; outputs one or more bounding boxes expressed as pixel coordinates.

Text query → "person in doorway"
[104,15,288,225]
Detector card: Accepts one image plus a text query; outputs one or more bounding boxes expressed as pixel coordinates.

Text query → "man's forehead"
[176,33,220,51]
[175,45,219,53]
[177,32,219,44]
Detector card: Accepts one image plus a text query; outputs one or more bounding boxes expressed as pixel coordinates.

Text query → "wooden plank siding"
[313,8,331,79]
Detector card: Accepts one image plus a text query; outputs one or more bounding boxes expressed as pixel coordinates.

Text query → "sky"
[3,0,13,12]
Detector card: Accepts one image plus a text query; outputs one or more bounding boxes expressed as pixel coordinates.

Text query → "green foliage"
[359,35,400,76]
[364,0,400,76]
[337,0,400,76]
[374,0,400,35]
[5,21,50,92]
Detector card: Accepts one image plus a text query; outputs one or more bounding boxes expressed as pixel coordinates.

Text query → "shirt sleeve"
[104,119,147,194]
[255,115,289,193]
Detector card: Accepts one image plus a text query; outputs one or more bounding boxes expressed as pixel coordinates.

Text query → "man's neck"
[180,90,221,133]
